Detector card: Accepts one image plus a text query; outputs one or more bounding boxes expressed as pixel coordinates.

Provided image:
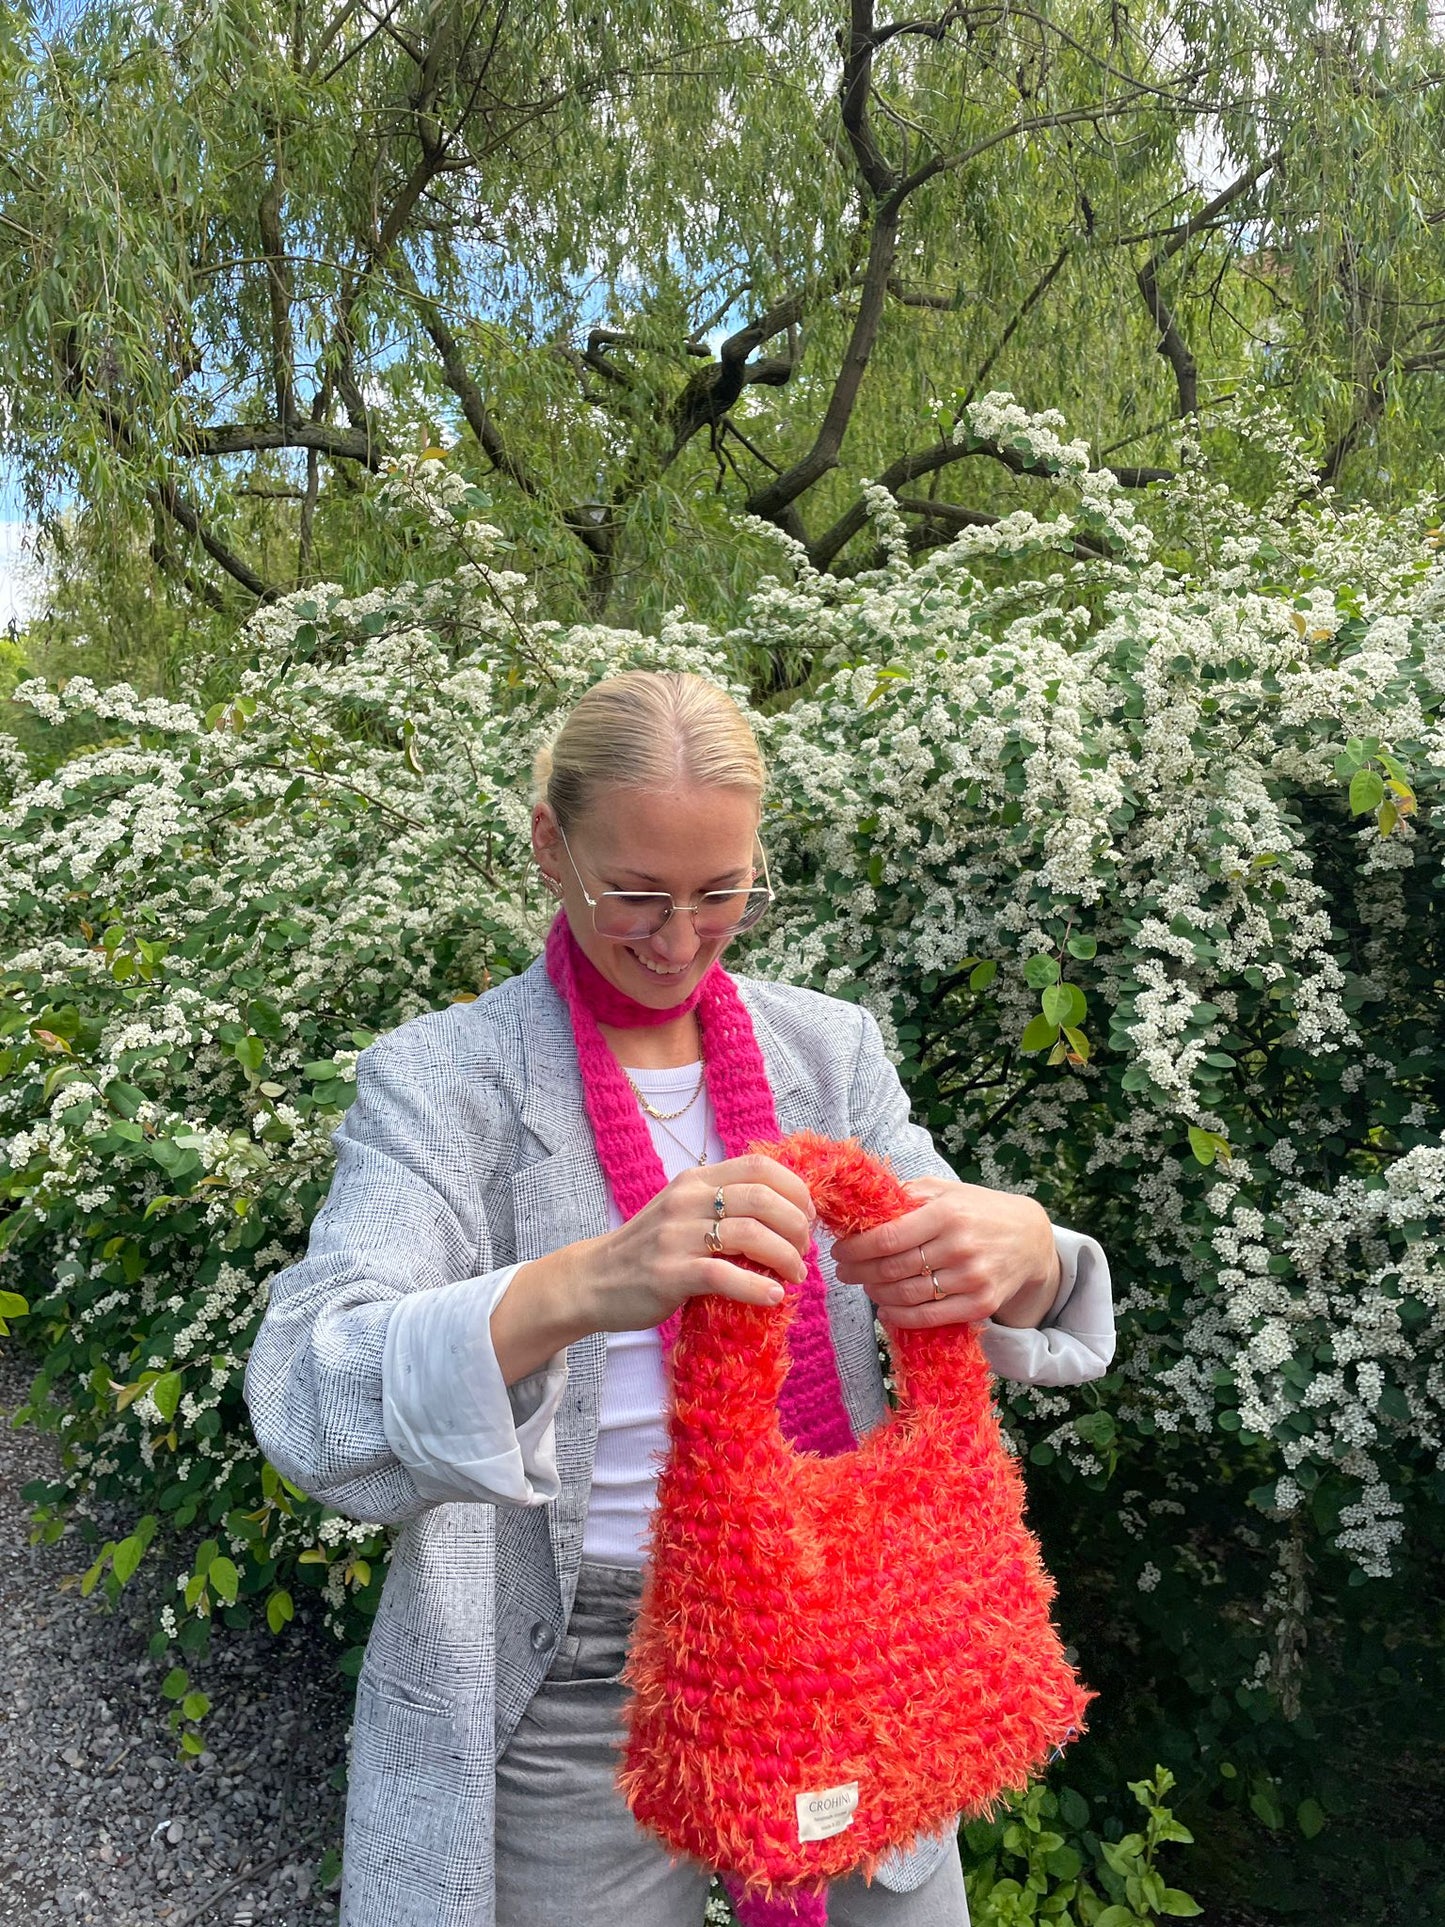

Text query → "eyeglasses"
[556,822,775,941]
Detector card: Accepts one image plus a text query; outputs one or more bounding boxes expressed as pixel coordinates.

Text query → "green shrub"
[962,1767,1201,1926]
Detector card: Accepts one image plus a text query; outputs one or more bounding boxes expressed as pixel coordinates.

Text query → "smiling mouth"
[627,948,691,979]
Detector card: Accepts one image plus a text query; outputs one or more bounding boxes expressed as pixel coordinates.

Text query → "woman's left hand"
[829,1176,1062,1331]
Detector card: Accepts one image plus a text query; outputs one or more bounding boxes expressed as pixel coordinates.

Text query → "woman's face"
[532,782,761,1011]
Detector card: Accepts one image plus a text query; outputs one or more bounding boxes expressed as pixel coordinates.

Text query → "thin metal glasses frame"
[556,821,775,941]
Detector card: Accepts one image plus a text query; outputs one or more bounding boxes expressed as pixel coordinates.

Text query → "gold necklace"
[644,1102,711,1168]
[622,1064,705,1122]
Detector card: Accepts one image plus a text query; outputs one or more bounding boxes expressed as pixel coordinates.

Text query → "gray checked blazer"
[242,953,1115,1927]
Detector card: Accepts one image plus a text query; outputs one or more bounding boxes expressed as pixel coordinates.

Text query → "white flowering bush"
[2,419,1442,1817]
[737,404,1444,1597]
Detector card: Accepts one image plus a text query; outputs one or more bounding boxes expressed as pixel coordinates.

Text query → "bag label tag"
[795,1782,860,1842]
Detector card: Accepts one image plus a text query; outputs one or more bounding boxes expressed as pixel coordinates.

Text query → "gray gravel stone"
[0,1344,353,1925]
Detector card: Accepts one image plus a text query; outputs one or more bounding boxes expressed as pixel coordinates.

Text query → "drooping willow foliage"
[3,0,1445,665]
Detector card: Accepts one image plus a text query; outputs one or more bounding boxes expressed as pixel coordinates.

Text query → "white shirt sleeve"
[978,1223,1115,1386]
[380,1263,569,1506]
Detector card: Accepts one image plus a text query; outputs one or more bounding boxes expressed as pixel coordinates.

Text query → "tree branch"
[1133,152,1282,420]
[148,533,229,612]
[841,0,897,199]
[258,150,298,425]
[809,431,1169,570]
[745,11,1183,535]
[147,483,279,601]
[409,288,611,562]
[181,421,384,466]
[894,91,1161,203]
[1319,372,1386,485]
[1156,150,1282,263]
[1135,254,1199,417]
[963,243,1070,405]
[297,445,320,587]
[885,275,964,309]
[895,492,1112,558]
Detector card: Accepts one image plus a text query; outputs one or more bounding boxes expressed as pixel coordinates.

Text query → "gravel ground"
[0,1342,353,1927]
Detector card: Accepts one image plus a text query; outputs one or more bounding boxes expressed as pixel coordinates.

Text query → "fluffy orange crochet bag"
[618,1130,1095,1908]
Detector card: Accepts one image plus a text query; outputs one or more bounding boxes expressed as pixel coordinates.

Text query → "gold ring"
[704,1224,725,1257]
[920,1247,944,1300]
[713,1187,727,1222]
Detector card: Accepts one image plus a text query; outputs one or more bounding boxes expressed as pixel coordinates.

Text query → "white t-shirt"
[582,1060,726,1566]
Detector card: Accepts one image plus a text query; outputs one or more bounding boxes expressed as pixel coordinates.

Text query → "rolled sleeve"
[979,1224,1115,1386]
[382,1264,569,1507]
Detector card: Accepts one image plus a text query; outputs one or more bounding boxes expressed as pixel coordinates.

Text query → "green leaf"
[161,1666,189,1701]
[80,1543,115,1597]
[1249,1787,1284,1829]
[1296,1798,1326,1839]
[1075,1410,1116,1449]
[1349,768,1384,814]
[151,1372,183,1422]
[233,1035,266,1073]
[1065,934,1096,959]
[106,1080,147,1118]
[1187,1126,1219,1166]
[1024,953,1061,989]
[181,1690,211,1721]
[969,960,997,992]
[1093,1908,1145,1927]
[180,1729,206,1756]
[1042,983,1073,1026]
[267,1588,295,1634]
[1157,1891,1204,1917]
[112,1534,146,1584]
[0,1289,29,1318]
[1150,1817,1194,1844]
[1021,1013,1060,1053]
[208,1556,240,1606]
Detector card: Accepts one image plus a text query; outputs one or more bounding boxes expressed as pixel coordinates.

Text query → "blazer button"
[529,1621,556,1654]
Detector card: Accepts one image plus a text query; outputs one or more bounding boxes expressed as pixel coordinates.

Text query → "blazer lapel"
[739,985,832,1138]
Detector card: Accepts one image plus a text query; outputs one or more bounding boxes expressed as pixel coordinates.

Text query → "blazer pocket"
[357,1663,455,1719]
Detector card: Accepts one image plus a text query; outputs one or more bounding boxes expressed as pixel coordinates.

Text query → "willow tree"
[2,0,1444,649]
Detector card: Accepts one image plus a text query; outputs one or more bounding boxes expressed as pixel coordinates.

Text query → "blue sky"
[0,465,40,629]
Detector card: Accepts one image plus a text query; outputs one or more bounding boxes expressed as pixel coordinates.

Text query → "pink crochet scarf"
[544,912,854,1924]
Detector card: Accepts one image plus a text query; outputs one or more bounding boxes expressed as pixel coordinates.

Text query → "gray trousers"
[494,1562,971,1927]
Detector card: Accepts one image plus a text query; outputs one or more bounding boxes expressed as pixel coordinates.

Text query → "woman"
[243,670,1115,1927]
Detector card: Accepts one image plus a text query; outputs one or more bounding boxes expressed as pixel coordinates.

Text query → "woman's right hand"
[585,1153,816,1333]
[491,1154,816,1386]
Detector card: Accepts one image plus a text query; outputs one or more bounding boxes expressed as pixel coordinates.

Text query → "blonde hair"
[532,671,766,830]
